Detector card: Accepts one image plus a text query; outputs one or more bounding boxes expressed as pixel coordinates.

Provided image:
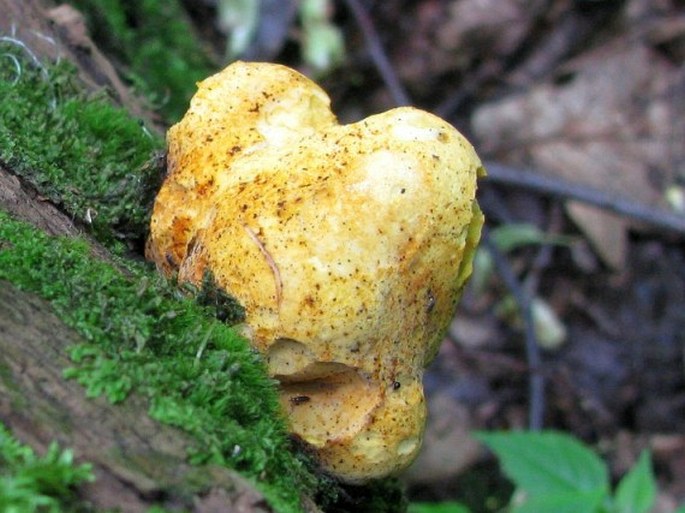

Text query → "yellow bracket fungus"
[147,61,484,483]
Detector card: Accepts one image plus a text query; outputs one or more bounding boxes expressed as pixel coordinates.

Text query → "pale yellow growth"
[147,61,484,482]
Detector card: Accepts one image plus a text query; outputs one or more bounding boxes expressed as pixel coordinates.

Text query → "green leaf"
[674,505,685,513]
[476,431,610,496]
[408,502,471,513]
[300,0,345,73]
[490,223,574,253]
[613,450,657,513]
[512,487,606,513]
[470,248,493,294]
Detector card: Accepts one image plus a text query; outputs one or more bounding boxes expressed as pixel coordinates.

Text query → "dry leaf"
[394,0,546,87]
[402,392,480,485]
[472,40,682,268]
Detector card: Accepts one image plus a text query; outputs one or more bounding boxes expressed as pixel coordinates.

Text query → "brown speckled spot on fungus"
[146,60,484,483]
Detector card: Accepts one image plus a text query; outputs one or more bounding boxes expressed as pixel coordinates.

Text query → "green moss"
[0,422,95,513]
[0,47,312,506]
[66,0,217,122]
[0,45,163,248]
[0,41,315,512]
[0,212,314,512]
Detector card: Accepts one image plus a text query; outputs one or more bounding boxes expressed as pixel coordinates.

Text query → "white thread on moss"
[1,52,22,85]
[0,34,48,80]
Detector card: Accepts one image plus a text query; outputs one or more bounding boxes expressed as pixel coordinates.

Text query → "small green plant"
[472,223,574,295]
[476,431,657,513]
[218,0,344,74]
[0,423,94,513]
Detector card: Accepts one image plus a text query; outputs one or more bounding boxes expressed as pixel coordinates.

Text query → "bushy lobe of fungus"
[147,61,484,483]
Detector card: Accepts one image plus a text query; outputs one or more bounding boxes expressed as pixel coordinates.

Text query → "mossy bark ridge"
[0,282,275,513]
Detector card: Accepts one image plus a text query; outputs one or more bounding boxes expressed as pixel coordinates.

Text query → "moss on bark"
[66,0,217,123]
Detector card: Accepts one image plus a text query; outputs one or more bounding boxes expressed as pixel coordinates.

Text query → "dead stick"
[342,0,411,106]
[483,229,545,431]
[484,161,685,236]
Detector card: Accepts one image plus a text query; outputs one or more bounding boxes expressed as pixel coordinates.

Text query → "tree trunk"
[0,280,272,513]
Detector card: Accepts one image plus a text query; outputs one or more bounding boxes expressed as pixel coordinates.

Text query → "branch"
[342,0,411,106]
[484,161,685,236]
[483,229,545,431]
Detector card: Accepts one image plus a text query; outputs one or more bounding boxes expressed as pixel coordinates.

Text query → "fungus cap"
[147,61,484,483]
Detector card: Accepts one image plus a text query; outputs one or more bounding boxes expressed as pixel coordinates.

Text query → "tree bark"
[0,282,273,513]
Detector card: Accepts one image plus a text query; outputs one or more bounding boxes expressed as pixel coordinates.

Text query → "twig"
[484,161,685,236]
[342,0,411,106]
[526,204,562,293]
[483,229,545,431]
